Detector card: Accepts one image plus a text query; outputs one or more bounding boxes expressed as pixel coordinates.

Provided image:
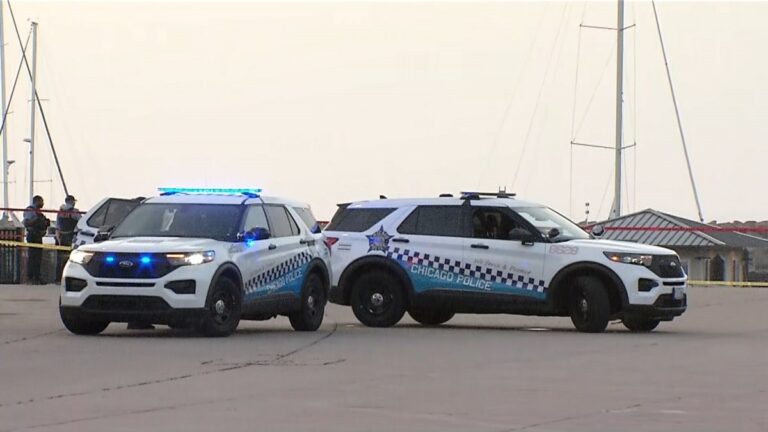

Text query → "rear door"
[259,204,308,299]
[392,205,466,294]
[463,202,547,301]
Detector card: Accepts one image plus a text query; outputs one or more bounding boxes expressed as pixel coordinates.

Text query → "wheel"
[350,270,406,327]
[568,276,610,333]
[623,317,660,332]
[195,277,242,337]
[59,308,109,335]
[289,273,326,331]
[408,307,454,326]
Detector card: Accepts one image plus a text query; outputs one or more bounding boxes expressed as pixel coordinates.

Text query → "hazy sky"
[2,1,766,222]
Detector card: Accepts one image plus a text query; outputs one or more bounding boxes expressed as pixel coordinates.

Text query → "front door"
[463,203,547,301]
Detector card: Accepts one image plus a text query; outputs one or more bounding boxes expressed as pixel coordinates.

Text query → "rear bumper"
[623,293,687,321]
[60,295,206,325]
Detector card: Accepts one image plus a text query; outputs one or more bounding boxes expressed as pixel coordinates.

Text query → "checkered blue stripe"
[244,251,313,293]
[386,247,546,293]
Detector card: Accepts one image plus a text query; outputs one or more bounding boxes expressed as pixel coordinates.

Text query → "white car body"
[60,191,331,335]
[324,195,687,332]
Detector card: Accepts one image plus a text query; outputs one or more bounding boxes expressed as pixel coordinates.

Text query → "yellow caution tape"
[688,280,768,288]
[0,239,72,252]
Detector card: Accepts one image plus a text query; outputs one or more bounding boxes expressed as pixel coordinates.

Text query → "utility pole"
[26,21,36,205]
[0,1,8,221]
[610,0,625,220]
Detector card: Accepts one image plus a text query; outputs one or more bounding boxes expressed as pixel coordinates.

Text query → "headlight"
[604,252,653,267]
[165,251,215,266]
[69,250,94,265]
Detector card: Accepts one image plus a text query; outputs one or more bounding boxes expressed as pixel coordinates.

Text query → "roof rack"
[460,191,516,199]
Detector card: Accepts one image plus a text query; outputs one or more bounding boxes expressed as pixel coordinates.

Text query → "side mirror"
[240,227,270,243]
[508,228,536,244]
[94,225,114,243]
[591,224,605,238]
[547,228,561,239]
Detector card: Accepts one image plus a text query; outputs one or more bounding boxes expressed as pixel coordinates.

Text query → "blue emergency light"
[158,187,262,198]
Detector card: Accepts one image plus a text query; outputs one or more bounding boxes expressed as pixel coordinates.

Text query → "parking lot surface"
[1,285,766,432]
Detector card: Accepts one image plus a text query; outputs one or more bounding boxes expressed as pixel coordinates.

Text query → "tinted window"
[243,205,269,232]
[265,205,299,238]
[325,207,395,232]
[398,206,463,237]
[87,199,140,228]
[470,207,526,240]
[292,207,319,233]
[111,204,243,241]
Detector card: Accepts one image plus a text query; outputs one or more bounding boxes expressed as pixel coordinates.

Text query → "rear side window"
[397,206,463,237]
[325,207,395,232]
[87,199,140,228]
[265,205,300,237]
[292,207,319,233]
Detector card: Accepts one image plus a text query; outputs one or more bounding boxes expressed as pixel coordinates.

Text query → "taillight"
[324,237,339,252]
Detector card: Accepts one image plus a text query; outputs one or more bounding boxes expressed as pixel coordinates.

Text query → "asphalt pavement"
[1,285,766,432]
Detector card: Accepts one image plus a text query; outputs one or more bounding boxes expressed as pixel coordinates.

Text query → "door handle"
[299,239,315,246]
[471,243,489,249]
[268,244,277,250]
[392,238,410,243]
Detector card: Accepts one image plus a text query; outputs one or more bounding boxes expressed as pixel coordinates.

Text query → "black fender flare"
[547,261,628,314]
[206,262,245,304]
[337,255,415,306]
[303,257,331,295]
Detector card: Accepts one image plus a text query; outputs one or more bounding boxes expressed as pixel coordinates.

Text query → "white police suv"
[60,188,331,337]
[324,192,687,333]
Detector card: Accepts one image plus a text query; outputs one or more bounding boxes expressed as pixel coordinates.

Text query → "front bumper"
[60,298,206,325]
[623,293,687,320]
[60,260,217,316]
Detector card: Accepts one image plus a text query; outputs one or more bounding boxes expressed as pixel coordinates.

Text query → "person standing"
[56,195,80,247]
[23,195,50,284]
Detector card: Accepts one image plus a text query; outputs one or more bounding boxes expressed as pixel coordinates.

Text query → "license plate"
[673,287,685,300]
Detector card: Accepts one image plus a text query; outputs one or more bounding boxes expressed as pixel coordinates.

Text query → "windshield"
[515,207,590,241]
[111,203,243,241]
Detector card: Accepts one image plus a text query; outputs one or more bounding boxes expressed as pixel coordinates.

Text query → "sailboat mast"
[0,1,8,220]
[26,21,36,205]
[610,0,625,219]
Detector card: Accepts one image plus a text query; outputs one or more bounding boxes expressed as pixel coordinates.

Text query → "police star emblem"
[366,225,393,253]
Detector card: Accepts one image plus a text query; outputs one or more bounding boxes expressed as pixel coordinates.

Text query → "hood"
[79,237,221,253]
[566,239,676,255]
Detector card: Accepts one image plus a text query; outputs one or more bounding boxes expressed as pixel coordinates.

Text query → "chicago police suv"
[324,192,687,333]
[60,188,331,337]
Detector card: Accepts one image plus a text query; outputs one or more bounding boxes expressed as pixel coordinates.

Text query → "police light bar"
[460,191,516,199]
[158,188,262,198]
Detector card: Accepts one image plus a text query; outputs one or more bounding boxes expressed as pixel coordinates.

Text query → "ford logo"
[118,260,135,269]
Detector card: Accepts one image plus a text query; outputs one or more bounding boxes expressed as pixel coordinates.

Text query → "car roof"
[344,197,544,209]
[145,194,309,208]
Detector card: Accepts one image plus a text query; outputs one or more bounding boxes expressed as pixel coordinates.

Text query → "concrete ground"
[0,285,766,432]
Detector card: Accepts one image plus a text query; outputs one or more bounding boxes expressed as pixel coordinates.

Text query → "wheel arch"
[337,255,415,306]
[305,258,331,295]
[547,261,628,315]
[209,262,244,299]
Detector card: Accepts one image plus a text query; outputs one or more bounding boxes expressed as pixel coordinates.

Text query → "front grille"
[95,282,155,288]
[81,295,171,312]
[654,293,687,308]
[649,255,685,278]
[83,253,177,279]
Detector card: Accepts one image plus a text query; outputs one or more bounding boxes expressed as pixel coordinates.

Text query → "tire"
[350,269,406,328]
[623,317,660,332]
[408,308,454,326]
[289,273,326,331]
[59,308,109,335]
[195,277,242,337]
[568,275,610,333]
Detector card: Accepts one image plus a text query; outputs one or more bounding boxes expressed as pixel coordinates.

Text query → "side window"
[243,205,269,232]
[292,207,318,233]
[264,205,299,238]
[325,208,396,232]
[103,200,139,227]
[470,207,528,240]
[86,201,110,228]
[397,206,463,237]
